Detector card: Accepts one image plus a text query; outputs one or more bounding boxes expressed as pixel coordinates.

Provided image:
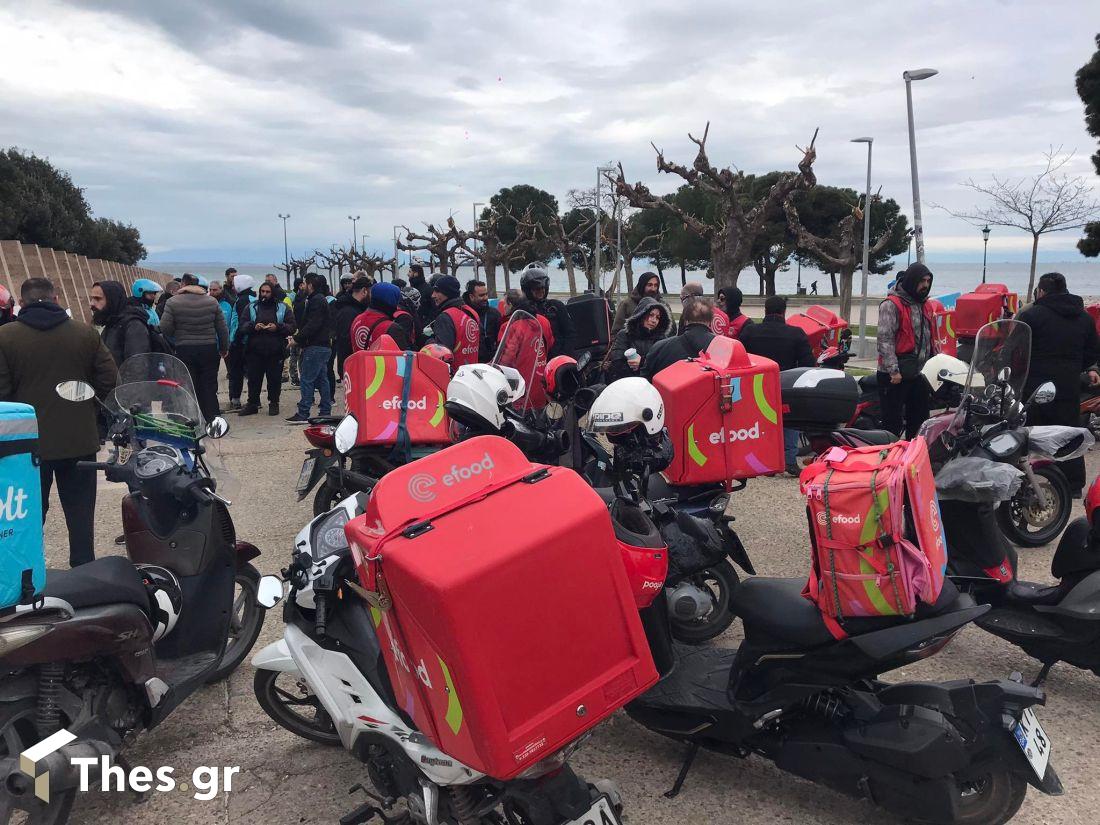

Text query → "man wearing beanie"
[427,275,480,368]
[876,262,937,437]
[349,282,412,351]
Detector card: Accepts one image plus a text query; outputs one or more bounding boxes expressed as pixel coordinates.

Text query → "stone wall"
[0,241,172,325]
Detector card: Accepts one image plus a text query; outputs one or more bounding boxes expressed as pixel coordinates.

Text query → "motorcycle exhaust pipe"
[1,739,116,802]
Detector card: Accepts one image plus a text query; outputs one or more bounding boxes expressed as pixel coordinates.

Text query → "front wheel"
[312,480,345,516]
[997,464,1072,547]
[915,767,1026,825]
[254,669,341,745]
[669,561,738,644]
[0,699,76,824]
[205,563,266,683]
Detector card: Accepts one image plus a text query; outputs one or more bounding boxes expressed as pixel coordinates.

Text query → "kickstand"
[663,743,700,799]
[1031,662,1054,688]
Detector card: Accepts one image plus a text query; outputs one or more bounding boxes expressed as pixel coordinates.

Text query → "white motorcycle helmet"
[446,365,524,433]
[586,377,665,436]
[922,353,981,393]
[137,565,182,642]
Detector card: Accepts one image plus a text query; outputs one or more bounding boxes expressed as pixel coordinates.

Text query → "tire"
[312,480,344,516]
[253,669,341,746]
[997,464,1072,548]
[669,561,738,644]
[206,563,266,683]
[0,699,76,824]
[915,767,1026,825]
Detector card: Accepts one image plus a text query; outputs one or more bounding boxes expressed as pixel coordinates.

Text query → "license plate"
[1013,707,1051,779]
[563,796,620,825]
[295,458,316,493]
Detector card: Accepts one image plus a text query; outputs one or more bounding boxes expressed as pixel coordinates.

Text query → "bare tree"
[614,123,818,291]
[397,223,463,275]
[453,210,538,296]
[941,148,1100,300]
[523,211,596,296]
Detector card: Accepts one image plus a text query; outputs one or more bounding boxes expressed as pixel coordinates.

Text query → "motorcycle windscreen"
[951,319,1031,431]
[491,310,550,414]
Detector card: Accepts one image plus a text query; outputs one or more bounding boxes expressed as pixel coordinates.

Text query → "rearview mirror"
[1030,381,1056,406]
[998,367,1012,382]
[205,417,229,439]
[256,575,284,609]
[55,380,95,403]
[334,415,358,454]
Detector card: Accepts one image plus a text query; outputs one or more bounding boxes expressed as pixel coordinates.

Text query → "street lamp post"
[277,213,291,290]
[903,68,937,264]
[348,215,360,251]
[981,225,991,284]
[852,137,873,358]
[472,202,485,278]
[595,165,616,293]
[392,225,403,281]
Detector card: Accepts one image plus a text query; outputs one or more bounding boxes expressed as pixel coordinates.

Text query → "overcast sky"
[3,0,1099,264]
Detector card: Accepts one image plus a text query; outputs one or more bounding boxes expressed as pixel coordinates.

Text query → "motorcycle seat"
[1006,581,1068,607]
[43,556,152,614]
[835,427,897,446]
[734,576,971,650]
[858,373,879,393]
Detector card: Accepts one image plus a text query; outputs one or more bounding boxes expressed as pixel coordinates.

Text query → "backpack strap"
[387,351,414,466]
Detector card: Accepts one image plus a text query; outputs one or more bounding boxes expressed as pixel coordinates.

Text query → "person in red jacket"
[428,276,480,367]
[496,305,553,411]
[876,263,937,437]
[350,282,412,351]
[719,286,752,338]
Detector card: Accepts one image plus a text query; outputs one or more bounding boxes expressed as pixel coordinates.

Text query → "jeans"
[783,428,800,468]
[297,345,332,417]
[40,455,97,567]
[174,343,222,421]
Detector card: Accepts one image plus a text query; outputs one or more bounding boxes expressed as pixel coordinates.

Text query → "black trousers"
[326,347,337,404]
[877,371,931,439]
[227,343,247,401]
[1028,397,1086,492]
[245,349,284,405]
[175,343,223,422]
[40,455,97,567]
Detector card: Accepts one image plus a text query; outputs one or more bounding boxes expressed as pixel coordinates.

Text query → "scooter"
[0,354,269,825]
[583,385,1062,825]
[250,495,624,825]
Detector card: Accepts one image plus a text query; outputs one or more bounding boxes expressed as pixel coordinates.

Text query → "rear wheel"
[206,563,265,683]
[0,699,76,824]
[931,768,1027,825]
[253,669,341,745]
[669,561,738,644]
[997,464,1071,547]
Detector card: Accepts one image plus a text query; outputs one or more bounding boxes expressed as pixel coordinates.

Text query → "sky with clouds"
[2,0,1099,265]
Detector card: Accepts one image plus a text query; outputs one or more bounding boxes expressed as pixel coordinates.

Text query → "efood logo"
[407,473,438,503]
[816,511,862,527]
[405,453,496,504]
[20,728,77,802]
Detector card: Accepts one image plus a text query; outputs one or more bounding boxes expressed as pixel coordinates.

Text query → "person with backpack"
[89,280,152,367]
[226,273,257,411]
[350,282,412,351]
[427,276,480,368]
[131,278,164,325]
[239,281,297,416]
[160,273,229,421]
[333,276,371,374]
[604,297,671,381]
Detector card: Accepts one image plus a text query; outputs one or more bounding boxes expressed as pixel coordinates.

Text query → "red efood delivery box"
[653,336,785,486]
[346,436,657,779]
[343,345,451,447]
[788,305,850,358]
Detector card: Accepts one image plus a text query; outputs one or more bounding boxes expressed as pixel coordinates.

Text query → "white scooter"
[251,486,622,825]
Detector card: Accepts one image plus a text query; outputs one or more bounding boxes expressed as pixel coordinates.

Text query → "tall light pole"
[851,137,874,358]
[277,213,291,289]
[595,164,616,293]
[348,215,360,251]
[392,225,403,280]
[472,202,485,278]
[981,225,991,284]
[903,68,937,264]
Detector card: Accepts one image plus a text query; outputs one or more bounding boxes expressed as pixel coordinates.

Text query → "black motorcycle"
[595,429,1062,825]
[0,354,268,824]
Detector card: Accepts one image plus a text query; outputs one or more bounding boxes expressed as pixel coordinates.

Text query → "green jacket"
[0,303,118,460]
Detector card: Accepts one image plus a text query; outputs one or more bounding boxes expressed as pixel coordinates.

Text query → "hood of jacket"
[17,301,70,331]
[631,271,660,300]
[178,285,207,296]
[894,263,934,304]
[626,296,671,338]
[92,280,128,324]
[1034,291,1085,319]
[334,291,364,312]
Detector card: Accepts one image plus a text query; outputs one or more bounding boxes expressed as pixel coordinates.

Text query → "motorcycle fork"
[1021,461,1050,509]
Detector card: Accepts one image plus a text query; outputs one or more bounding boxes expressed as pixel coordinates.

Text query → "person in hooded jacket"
[612,271,663,335]
[155,279,180,316]
[89,280,152,367]
[719,286,753,338]
[520,265,576,358]
[239,281,297,416]
[1016,271,1100,494]
[408,264,435,327]
[332,276,371,374]
[876,262,938,438]
[427,276,480,368]
[226,273,257,410]
[350,282,413,352]
[604,297,671,381]
[643,298,716,379]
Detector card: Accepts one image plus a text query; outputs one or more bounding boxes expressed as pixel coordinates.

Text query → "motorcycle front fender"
[235,540,261,568]
[252,638,298,673]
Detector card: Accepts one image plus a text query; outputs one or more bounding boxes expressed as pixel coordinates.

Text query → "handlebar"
[76,461,112,472]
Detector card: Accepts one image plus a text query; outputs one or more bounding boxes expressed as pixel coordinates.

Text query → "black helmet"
[520,264,550,299]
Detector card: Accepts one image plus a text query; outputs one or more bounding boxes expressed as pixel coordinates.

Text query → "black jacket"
[1016,292,1100,400]
[739,315,815,371]
[240,297,296,356]
[409,275,435,326]
[531,297,576,358]
[642,324,715,379]
[332,292,367,365]
[467,300,502,362]
[97,283,152,367]
[295,292,332,348]
[606,297,671,381]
